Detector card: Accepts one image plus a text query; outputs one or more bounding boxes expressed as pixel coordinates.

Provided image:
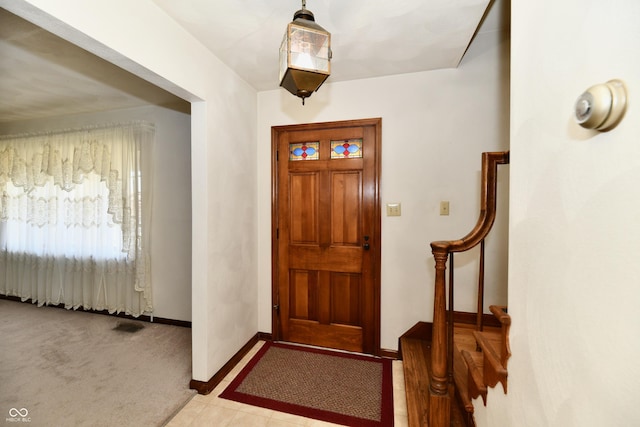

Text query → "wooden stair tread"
[461,350,487,405]
[452,341,474,414]
[450,323,510,426]
[473,330,508,392]
[473,331,507,373]
[474,330,503,360]
[451,325,491,427]
[400,324,469,427]
[453,325,478,349]
[476,329,501,344]
[400,336,431,427]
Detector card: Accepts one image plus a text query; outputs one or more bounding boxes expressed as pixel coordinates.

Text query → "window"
[1,173,125,259]
[0,122,153,316]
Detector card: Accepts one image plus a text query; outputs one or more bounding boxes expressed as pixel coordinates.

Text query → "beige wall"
[257,29,511,351]
[474,1,640,426]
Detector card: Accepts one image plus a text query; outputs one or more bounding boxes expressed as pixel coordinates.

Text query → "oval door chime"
[574,79,627,131]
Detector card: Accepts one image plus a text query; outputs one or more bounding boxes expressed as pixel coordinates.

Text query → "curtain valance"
[0,122,154,256]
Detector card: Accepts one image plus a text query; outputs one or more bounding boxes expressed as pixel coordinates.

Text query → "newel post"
[429,243,451,427]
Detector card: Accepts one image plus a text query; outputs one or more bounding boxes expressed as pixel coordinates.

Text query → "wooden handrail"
[431,151,509,254]
[428,151,509,427]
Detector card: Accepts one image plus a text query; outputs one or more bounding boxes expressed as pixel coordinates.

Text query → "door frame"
[271,118,382,355]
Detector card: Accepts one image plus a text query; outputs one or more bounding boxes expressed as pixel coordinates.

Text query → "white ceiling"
[0,0,509,124]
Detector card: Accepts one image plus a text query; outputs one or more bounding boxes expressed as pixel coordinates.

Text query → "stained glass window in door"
[331,139,363,159]
[289,142,320,161]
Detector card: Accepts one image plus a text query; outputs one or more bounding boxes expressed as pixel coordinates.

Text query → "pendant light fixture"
[279,0,331,105]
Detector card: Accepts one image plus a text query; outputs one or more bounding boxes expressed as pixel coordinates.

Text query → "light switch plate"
[440,201,450,216]
[386,203,401,216]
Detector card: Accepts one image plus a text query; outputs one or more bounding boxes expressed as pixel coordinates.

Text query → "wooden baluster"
[429,245,451,427]
[448,253,454,385]
[477,239,485,332]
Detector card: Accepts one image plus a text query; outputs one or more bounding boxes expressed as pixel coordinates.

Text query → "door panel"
[289,173,318,244]
[331,272,361,326]
[289,269,316,320]
[272,118,381,355]
[331,171,361,245]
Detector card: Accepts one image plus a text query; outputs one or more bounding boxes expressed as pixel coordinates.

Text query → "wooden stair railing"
[458,305,511,418]
[472,306,511,392]
[454,306,510,426]
[428,151,509,427]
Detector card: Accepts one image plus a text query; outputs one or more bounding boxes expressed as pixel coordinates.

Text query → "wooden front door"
[272,118,381,355]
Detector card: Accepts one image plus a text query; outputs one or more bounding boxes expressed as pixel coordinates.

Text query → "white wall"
[0,104,193,322]
[474,1,640,426]
[3,0,259,382]
[257,29,510,351]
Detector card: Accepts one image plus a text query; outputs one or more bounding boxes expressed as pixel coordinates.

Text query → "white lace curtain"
[0,122,154,316]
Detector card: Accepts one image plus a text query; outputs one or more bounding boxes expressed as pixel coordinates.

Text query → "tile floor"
[166,341,409,427]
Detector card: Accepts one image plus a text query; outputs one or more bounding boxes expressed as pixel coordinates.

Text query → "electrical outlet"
[440,201,450,216]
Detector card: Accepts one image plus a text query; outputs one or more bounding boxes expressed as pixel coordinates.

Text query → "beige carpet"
[0,299,195,427]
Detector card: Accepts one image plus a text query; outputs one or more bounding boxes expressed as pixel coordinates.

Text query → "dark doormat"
[220,341,394,426]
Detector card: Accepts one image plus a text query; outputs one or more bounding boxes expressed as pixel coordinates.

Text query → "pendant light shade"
[279,1,331,104]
